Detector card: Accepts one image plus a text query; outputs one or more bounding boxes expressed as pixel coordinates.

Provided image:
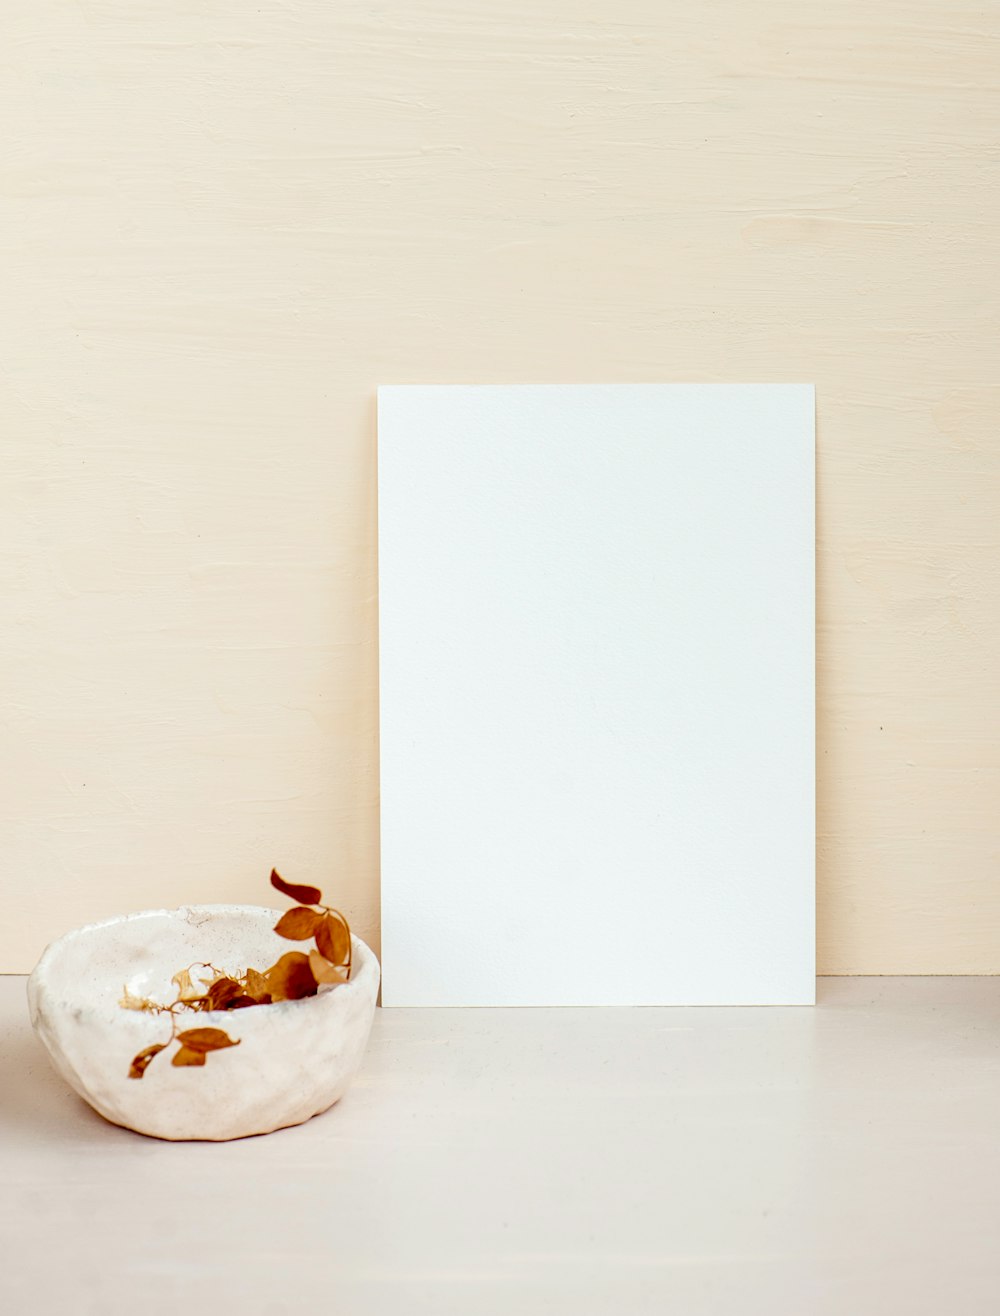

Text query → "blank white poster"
[378,385,814,1006]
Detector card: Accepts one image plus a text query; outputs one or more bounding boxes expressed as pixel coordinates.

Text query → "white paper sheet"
[378,385,815,1005]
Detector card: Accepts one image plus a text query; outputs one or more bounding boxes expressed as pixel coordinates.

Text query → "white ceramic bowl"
[27,903,380,1141]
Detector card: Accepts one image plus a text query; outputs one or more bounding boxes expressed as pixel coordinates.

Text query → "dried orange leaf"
[244,967,271,1002]
[308,949,349,986]
[172,1045,206,1067]
[225,994,257,1009]
[176,1027,241,1053]
[206,977,243,1011]
[273,907,322,941]
[315,912,351,966]
[129,1043,166,1079]
[270,868,322,906]
[265,951,317,1002]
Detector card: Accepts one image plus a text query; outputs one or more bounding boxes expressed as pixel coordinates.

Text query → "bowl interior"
[38,904,337,1010]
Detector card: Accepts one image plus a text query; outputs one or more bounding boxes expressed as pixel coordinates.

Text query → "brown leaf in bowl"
[265,952,317,1002]
[244,967,272,1003]
[315,911,351,967]
[129,1043,167,1079]
[270,868,322,907]
[274,907,323,941]
[172,1046,207,1067]
[308,949,349,986]
[206,977,244,1011]
[176,1027,240,1053]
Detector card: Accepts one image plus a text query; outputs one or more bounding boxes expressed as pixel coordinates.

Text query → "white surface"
[27,905,379,1141]
[378,384,815,1006]
[3,977,1000,1315]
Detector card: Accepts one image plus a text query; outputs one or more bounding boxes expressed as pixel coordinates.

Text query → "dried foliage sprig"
[122,869,352,1079]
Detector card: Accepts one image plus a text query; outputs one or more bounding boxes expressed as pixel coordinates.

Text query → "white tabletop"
[2,976,999,1315]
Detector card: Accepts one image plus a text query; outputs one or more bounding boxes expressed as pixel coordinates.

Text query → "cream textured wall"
[2,1,997,974]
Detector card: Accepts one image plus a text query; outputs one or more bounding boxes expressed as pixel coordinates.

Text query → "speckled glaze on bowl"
[27,904,380,1141]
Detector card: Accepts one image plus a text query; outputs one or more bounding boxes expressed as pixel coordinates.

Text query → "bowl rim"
[28,902,379,1023]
